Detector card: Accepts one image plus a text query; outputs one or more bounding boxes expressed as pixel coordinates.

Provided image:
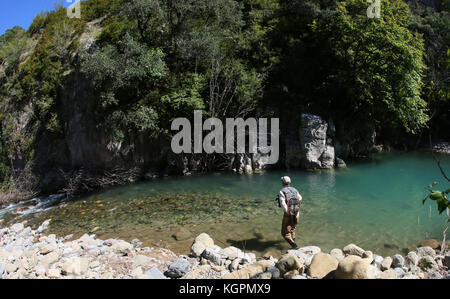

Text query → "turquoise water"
[1,151,448,257]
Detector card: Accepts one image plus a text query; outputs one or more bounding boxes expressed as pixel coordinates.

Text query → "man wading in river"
[277,176,302,248]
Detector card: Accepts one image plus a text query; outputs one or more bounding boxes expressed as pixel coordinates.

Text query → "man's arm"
[279,191,289,214]
[296,191,302,218]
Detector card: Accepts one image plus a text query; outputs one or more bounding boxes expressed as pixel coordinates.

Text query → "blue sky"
[0,0,73,35]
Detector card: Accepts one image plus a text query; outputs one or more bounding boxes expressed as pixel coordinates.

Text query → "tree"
[268,0,429,135]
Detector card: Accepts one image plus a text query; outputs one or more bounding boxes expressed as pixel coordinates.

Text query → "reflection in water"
[0,151,448,257]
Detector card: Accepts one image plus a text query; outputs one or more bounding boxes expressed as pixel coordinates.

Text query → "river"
[1,151,448,257]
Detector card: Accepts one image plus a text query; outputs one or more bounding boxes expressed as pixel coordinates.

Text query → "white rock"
[342,244,365,257]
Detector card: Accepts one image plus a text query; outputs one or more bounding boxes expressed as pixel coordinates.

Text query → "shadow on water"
[226,232,286,253]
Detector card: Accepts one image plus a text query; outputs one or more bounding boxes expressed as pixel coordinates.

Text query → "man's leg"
[290,216,298,245]
[281,214,296,247]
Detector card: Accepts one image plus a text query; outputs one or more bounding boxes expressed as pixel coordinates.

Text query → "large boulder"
[299,114,335,169]
[335,255,374,279]
[307,252,339,278]
[275,254,304,276]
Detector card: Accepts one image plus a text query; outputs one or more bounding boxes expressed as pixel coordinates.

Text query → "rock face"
[307,252,339,278]
[335,255,374,279]
[299,114,335,169]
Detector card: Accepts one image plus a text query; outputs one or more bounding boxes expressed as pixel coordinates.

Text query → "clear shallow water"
[1,151,448,257]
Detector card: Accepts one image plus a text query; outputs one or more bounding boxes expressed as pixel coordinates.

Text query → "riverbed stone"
[62,257,89,276]
[133,255,153,267]
[288,246,320,266]
[172,228,191,241]
[230,258,241,272]
[191,242,206,258]
[276,254,304,276]
[373,255,383,269]
[362,251,374,264]
[378,269,397,279]
[307,252,338,278]
[10,223,24,234]
[330,249,345,262]
[5,263,18,274]
[405,252,419,269]
[252,272,273,279]
[46,269,61,278]
[109,241,132,255]
[165,259,190,278]
[430,272,443,279]
[342,244,365,257]
[39,243,56,255]
[394,267,406,277]
[380,257,392,271]
[221,246,241,260]
[222,264,264,279]
[266,266,280,279]
[39,251,59,268]
[335,255,374,279]
[392,254,404,268]
[283,269,299,279]
[146,267,167,279]
[194,233,214,249]
[415,246,436,258]
[420,239,440,250]
[202,248,222,265]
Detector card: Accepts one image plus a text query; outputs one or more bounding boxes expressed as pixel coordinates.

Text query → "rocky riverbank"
[0,220,449,279]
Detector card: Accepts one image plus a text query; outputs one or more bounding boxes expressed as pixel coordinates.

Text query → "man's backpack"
[282,187,301,216]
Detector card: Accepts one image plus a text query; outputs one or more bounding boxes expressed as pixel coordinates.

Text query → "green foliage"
[82,0,124,21]
[81,32,166,140]
[28,12,49,35]
[424,182,450,220]
[312,0,428,133]
[161,73,206,120]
